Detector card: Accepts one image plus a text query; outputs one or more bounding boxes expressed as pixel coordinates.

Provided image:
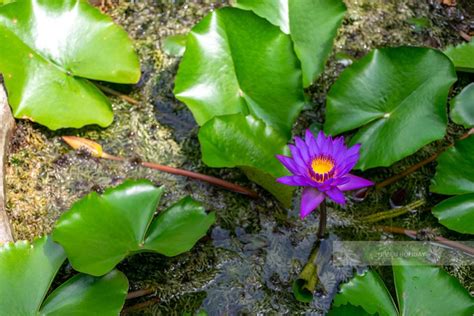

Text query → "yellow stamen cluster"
[311,156,335,182]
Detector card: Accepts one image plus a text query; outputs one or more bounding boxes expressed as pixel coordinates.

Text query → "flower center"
[310,156,335,182]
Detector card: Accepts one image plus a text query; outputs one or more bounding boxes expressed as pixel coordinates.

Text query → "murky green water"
[5,0,473,314]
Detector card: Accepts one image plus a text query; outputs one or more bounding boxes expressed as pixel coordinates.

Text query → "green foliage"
[234,0,346,87]
[0,0,140,130]
[431,137,474,195]
[432,193,474,234]
[174,7,307,202]
[331,260,474,316]
[325,47,457,170]
[199,114,293,206]
[163,34,187,57]
[0,236,128,315]
[175,7,305,136]
[431,137,474,233]
[53,179,215,276]
[450,83,474,128]
[444,40,474,73]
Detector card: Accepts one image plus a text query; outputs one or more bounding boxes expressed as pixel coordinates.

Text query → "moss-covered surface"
[5,0,473,314]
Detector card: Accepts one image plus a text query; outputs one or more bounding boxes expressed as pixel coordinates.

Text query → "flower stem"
[317,200,327,239]
[94,83,140,105]
[376,129,474,189]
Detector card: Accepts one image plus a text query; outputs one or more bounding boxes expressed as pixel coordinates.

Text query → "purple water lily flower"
[276,130,374,218]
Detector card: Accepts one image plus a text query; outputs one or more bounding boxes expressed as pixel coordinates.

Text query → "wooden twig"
[62,136,259,198]
[95,83,140,106]
[0,84,14,244]
[377,225,474,256]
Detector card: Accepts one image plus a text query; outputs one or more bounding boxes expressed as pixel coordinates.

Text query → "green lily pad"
[0,236,128,315]
[0,0,140,130]
[432,193,474,234]
[234,0,346,87]
[325,47,457,170]
[53,179,215,276]
[431,136,474,195]
[331,259,474,315]
[174,7,305,137]
[445,40,474,73]
[450,83,474,128]
[199,113,294,206]
[163,34,187,57]
[332,270,398,316]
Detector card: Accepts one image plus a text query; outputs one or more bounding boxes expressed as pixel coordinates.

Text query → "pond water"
[5,0,473,314]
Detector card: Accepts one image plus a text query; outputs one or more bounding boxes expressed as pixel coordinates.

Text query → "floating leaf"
[163,34,187,57]
[0,0,140,130]
[331,259,474,315]
[431,137,474,195]
[234,0,346,87]
[53,179,215,276]
[432,193,474,234]
[450,83,474,128]
[444,40,474,73]
[174,7,305,137]
[198,114,293,206]
[325,47,457,170]
[0,236,128,315]
[332,270,397,316]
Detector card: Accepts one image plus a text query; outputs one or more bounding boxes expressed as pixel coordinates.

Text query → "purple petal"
[276,155,301,175]
[305,129,318,156]
[294,137,311,163]
[300,188,325,218]
[316,130,326,150]
[346,143,361,157]
[326,188,346,205]
[338,174,374,191]
[289,144,307,167]
[277,175,312,187]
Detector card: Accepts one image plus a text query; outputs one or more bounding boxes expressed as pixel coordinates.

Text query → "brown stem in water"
[377,225,474,256]
[126,288,155,300]
[62,136,258,198]
[102,154,258,198]
[376,129,474,189]
[121,297,160,314]
[95,83,140,105]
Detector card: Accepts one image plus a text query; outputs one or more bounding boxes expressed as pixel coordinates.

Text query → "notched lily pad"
[53,179,216,276]
[325,47,457,170]
[331,259,474,316]
[0,236,128,315]
[0,0,140,130]
[174,7,305,137]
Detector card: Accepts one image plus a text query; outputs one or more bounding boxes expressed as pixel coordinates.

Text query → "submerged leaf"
[450,83,474,128]
[199,114,294,206]
[0,0,140,129]
[0,236,128,315]
[325,47,457,170]
[234,0,346,86]
[162,34,187,57]
[444,40,474,73]
[53,180,215,276]
[174,7,304,137]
